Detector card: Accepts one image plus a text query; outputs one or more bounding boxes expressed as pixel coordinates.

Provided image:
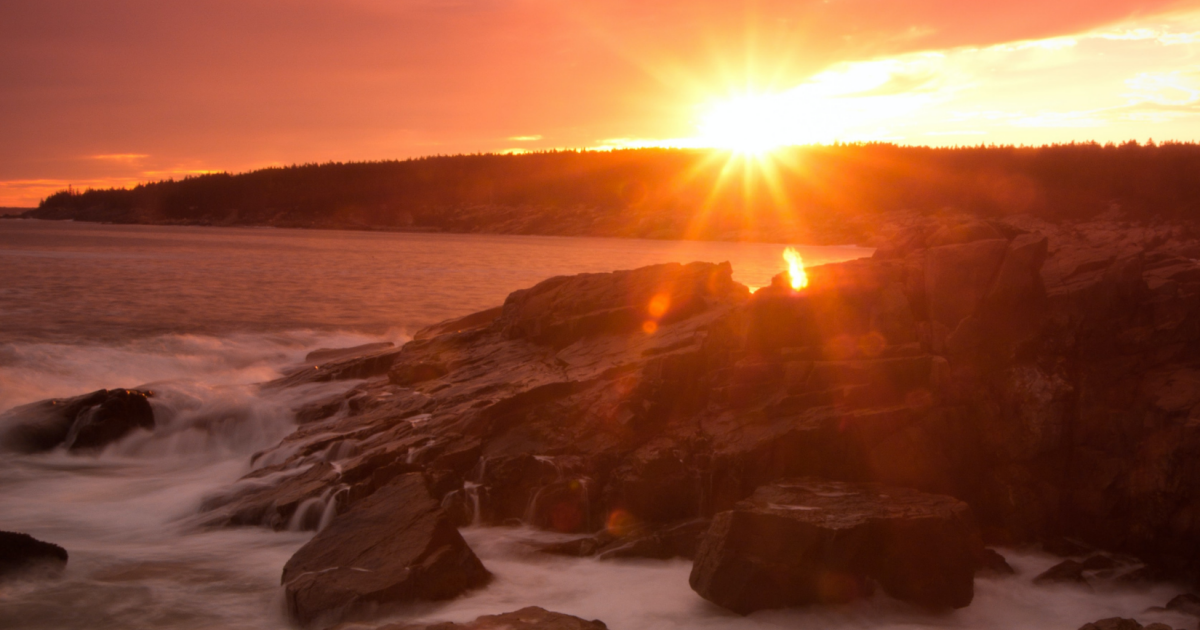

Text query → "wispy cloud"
[507,135,543,142]
[89,153,149,162]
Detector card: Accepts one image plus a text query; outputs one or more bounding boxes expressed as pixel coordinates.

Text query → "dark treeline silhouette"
[28,142,1200,243]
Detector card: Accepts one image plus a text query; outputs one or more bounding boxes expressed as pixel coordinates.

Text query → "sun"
[697,91,835,155]
[698,94,796,155]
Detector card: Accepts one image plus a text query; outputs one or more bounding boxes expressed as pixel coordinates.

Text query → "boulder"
[0,388,154,453]
[1077,619,1145,630]
[976,548,1015,575]
[379,607,607,630]
[1034,560,1088,586]
[281,473,490,627]
[1165,593,1200,617]
[0,531,68,579]
[689,479,982,614]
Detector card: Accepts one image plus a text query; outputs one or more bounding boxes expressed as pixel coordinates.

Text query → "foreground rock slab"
[0,389,154,453]
[0,531,68,580]
[689,478,982,614]
[281,473,491,627]
[1078,619,1173,630]
[378,606,607,630]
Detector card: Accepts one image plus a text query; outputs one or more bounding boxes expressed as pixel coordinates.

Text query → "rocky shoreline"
[6,213,1200,628]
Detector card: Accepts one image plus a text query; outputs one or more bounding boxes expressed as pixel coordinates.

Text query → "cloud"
[1,0,1199,203]
[89,153,149,162]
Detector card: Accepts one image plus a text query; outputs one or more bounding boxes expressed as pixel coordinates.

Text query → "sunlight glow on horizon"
[11,7,1200,207]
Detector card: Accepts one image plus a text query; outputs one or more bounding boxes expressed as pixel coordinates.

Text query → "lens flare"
[783,247,808,290]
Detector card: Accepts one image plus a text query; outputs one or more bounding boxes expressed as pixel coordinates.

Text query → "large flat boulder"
[689,478,982,614]
[281,473,491,627]
[0,388,154,453]
[0,531,68,580]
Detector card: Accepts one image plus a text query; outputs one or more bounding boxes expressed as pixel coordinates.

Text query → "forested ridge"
[25,142,1200,244]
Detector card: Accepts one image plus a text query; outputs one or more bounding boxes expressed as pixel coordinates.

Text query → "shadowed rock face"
[0,389,154,453]
[0,531,68,580]
[281,473,490,627]
[689,479,982,613]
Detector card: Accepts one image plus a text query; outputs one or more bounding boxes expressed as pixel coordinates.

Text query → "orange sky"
[4,0,1200,207]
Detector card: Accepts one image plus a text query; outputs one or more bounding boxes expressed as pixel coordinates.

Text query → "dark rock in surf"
[689,479,982,614]
[0,388,154,453]
[1165,592,1200,617]
[1077,619,1147,630]
[0,531,68,579]
[281,473,490,627]
[1034,560,1089,586]
[976,548,1016,576]
[377,606,607,630]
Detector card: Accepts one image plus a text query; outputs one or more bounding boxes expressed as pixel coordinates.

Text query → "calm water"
[0,220,1189,630]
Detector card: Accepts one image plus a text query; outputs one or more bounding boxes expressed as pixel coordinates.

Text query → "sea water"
[0,220,1190,629]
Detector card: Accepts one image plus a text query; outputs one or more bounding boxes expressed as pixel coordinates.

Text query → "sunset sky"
[4,0,1200,207]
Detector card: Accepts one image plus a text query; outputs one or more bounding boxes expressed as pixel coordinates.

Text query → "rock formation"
[8,212,1186,623]
[0,389,154,453]
[0,531,68,580]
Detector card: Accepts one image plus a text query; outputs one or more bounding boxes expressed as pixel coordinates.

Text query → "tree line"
[30,142,1200,243]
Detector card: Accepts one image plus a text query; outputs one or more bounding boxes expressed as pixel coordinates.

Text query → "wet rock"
[281,473,490,627]
[1034,560,1089,586]
[689,479,982,614]
[378,606,607,630]
[0,388,154,453]
[267,346,403,388]
[306,342,396,363]
[976,548,1016,575]
[0,531,68,579]
[1077,619,1145,630]
[1166,593,1200,617]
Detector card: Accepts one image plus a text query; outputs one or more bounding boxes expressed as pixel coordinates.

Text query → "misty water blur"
[0,221,1187,629]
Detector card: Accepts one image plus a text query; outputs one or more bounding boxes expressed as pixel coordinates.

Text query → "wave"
[0,328,409,413]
